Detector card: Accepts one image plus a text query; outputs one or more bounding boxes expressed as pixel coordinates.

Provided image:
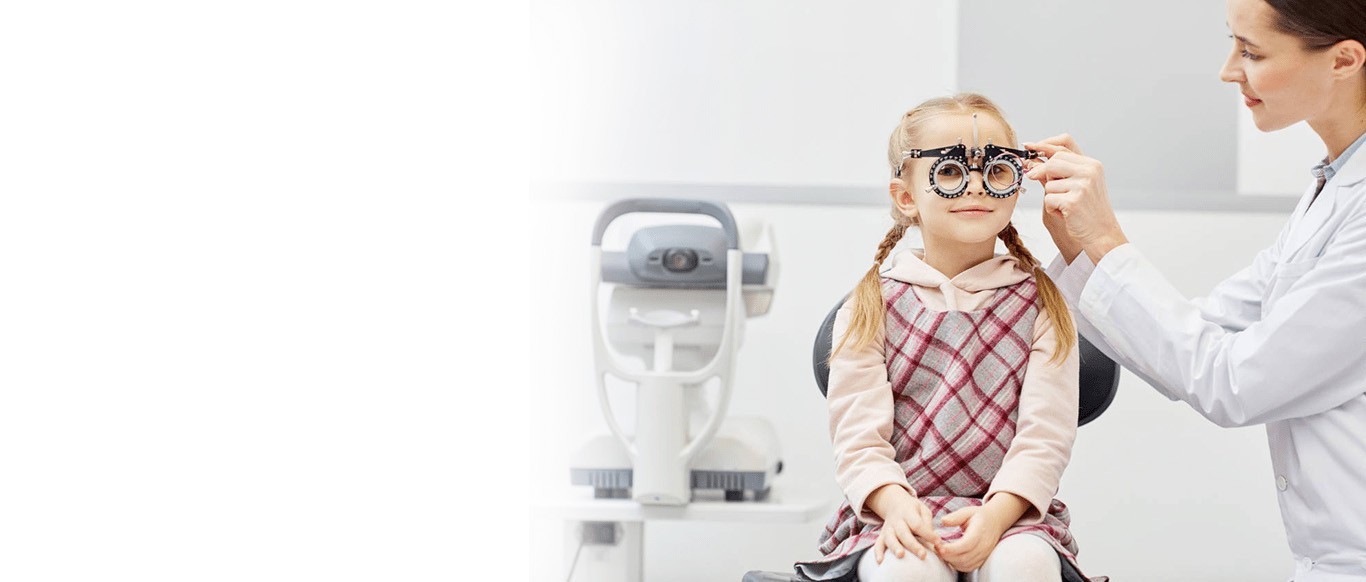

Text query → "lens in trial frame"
[930,158,970,197]
[984,158,1021,195]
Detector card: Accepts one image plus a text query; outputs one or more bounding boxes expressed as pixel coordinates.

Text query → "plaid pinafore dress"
[794,276,1101,582]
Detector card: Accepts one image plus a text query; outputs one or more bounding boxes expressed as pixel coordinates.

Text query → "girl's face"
[1220,0,1340,131]
[891,112,1019,247]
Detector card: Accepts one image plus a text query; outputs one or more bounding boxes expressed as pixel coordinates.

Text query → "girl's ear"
[890,179,918,221]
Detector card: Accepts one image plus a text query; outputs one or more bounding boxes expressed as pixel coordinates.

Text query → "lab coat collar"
[1283,145,1366,257]
[1331,137,1366,188]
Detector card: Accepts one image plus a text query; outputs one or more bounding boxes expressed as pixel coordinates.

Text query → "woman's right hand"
[865,484,941,563]
[1024,134,1129,264]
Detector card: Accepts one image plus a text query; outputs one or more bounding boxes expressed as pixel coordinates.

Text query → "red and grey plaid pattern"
[796,277,1101,581]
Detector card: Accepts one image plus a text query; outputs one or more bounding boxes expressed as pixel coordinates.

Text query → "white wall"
[531,0,959,188]
[1238,102,1325,197]
[531,199,1296,581]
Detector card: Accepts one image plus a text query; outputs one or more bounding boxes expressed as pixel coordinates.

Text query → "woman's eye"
[1241,49,1262,61]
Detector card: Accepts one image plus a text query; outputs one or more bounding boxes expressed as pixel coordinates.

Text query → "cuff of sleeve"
[1044,254,1069,281]
[1078,243,1141,320]
[985,473,1051,526]
[847,467,915,525]
[1057,251,1097,303]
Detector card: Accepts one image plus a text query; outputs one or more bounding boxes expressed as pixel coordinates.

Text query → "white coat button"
[1277,475,1289,491]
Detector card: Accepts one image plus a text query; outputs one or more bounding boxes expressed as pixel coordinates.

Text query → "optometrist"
[1022,1,1366,581]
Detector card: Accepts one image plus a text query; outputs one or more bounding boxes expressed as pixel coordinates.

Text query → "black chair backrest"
[812,297,1119,427]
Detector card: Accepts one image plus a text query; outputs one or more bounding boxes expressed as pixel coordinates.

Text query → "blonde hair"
[831,93,1076,366]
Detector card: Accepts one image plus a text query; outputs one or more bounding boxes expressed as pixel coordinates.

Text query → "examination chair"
[741,295,1121,582]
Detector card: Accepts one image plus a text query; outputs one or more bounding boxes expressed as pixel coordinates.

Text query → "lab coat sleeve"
[826,298,913,524]
[1045,254,1183,402]
[984,307,1079,525]
[1077,208,1366,427]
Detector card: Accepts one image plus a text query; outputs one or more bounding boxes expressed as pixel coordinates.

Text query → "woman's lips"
[1244,94,1263,107]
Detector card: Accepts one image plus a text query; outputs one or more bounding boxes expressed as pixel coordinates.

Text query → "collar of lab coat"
[1284,142,1366,257]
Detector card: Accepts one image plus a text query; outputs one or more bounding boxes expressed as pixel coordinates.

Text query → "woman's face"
[1220,0,1340,131]
[892,112,1019,247]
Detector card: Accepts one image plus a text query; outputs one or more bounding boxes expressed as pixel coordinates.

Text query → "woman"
[1024,0,1366,580]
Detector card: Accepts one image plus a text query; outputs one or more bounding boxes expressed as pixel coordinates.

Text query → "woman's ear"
[890,179,918,221]
[1331,39,1366,80]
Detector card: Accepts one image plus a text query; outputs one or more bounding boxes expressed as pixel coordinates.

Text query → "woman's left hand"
[933,505,1010,572]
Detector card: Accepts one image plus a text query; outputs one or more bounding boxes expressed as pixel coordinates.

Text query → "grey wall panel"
[956,0,1288,211]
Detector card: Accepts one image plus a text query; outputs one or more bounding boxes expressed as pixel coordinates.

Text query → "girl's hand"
[933,505,1011,572]
[866,485,942,563]
[1024,134,1129,263]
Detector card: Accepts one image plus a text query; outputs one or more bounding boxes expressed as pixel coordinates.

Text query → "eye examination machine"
[572,198,782,505]
[543,198,830,582]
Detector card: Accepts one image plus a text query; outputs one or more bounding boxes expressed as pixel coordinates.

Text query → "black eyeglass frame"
[895,143,1040,199]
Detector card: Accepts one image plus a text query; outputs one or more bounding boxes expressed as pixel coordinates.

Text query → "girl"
[794,94,1098,582]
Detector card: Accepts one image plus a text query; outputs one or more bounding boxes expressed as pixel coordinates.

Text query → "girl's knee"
[857,549,957,582]
[977,534,1062,582]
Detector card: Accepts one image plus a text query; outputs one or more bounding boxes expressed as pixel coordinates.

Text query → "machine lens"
[663,248,699,273]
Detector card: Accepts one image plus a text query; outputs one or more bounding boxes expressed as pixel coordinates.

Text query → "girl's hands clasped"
[934,504,1012,572]
[865,484,942,564]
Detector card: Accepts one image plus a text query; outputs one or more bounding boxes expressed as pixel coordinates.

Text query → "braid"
[874,222,908,264]
[998,223,1076,365]
[831,223,909,359]
[997,223,1039,271]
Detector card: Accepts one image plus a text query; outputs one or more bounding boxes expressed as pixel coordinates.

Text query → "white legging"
[856,533,1062,582]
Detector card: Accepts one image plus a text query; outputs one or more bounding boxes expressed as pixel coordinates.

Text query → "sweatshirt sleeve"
[826,297,913,525]
[983,303,1080,524]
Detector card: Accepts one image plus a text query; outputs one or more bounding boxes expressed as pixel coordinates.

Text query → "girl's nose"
[966,170,987,196]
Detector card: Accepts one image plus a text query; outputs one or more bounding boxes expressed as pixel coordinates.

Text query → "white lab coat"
[1046,149,1366,582]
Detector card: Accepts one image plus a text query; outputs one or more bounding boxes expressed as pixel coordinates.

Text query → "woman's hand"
[865,484,942,563]
[933,504,1012,572]
[1024,134,1130,264]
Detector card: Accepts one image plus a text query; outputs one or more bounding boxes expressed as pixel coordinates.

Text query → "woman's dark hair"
[1265,0,1366,51]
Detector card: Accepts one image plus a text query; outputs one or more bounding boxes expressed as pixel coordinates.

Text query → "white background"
[0,2,525,580]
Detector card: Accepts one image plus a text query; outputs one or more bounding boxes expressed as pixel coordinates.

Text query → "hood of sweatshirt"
[881,249,1032,311]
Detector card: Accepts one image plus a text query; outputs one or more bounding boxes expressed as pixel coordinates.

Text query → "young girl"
[794,94,1099,582]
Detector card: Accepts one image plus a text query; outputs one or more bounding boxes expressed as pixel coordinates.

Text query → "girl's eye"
[937,166,961,178]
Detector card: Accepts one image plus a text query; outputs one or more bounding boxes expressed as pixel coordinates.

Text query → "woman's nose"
[1219,47,1244,83]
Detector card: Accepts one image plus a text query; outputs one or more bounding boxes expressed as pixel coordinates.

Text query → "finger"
[1024,133,1082,155]
[873,536,885,563]
[883,528,908,560]
[895,521,929,559]
[914,505,942,545]
[940,507,976,528]
[907,517,941,546]
[1029,157,1090,182]
[1023,141,1071,157]
[936,539,964,561]
[1043,193,1072,217]
[1043,178,1083,195]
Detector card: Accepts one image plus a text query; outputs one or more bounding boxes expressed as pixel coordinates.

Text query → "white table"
[537,488,834,582]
